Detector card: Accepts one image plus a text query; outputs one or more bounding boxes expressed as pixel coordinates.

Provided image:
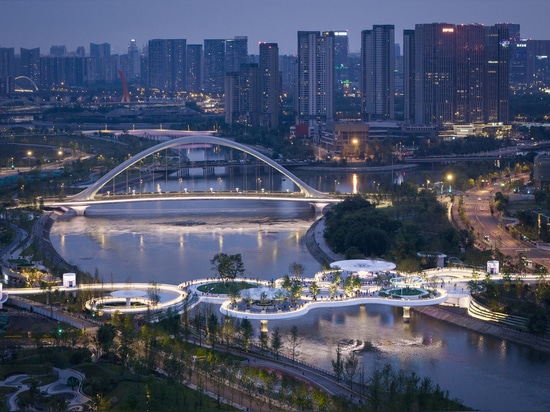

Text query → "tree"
[288,325,301,363]
[309,281,320,299]
[147,281,160,306]
[240,318,253,351]
[207,313,219,347]
[290,279,303,304]
[96,323,116,359]
[331,345,344,383]
[289,261,305,278]
[270,326,282,359]
[343,351,359,390]
[210,253,245,284]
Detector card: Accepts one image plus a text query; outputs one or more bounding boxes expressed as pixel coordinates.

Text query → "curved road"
[458,173,550,268]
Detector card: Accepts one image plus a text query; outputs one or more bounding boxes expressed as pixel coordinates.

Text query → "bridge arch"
[72,134,328,201]
[14,76,39,92]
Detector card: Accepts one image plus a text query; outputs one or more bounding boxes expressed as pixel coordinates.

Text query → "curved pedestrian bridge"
[5,277,448,322]
[50,134,338,214]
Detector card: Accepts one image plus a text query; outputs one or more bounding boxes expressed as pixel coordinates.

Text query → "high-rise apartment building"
[75,46,86,58]
[20,47,40,84]
[89,42,112,84]
[414,23,457,125]
[259,43,281,129]
[204,39,226,95]
[148,39,187,92]
[361,25,395,121]
[0,47,15,95]
[126,39,141,82]
[186,44,203,93]
[279,54,296,95]
[90,43,110,59]
[39,56,85,88]
[455,24,486,124]
[49,45,67,57]
[526,40,550,89]
[225,36,248,72]
[408,23,510,126]
[225,43,281,129]
[403,30,416,123]
[296,31,334,134]
[333,31,349,95]
[224,63,260,127]
[484,24,510,124]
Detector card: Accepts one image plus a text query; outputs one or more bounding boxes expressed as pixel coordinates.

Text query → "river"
[49,173,550,411]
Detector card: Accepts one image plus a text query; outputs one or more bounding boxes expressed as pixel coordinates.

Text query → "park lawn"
[0,363,53,379]
[196,281,258,295]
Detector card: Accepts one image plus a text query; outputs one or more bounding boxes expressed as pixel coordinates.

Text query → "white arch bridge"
[52,135,340,215]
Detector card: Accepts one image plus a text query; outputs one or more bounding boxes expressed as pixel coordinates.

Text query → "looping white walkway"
[219,289,449,320]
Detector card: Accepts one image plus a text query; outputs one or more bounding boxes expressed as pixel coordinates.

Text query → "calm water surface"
[50,197,550,412]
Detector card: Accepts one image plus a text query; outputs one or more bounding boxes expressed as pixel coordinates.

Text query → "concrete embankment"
[413,305,550,354]
[305,216,343,265]
[35,211,79,274]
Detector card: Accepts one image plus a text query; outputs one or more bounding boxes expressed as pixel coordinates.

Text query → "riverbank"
[307,214,550,355]
[304,215,343,265]
[413,305,550,354]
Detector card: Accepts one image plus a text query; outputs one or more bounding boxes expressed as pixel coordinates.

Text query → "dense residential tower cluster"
[1,22,549,134]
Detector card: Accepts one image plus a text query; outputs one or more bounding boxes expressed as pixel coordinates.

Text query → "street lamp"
[447,174,453,193]
[27,151,33,169]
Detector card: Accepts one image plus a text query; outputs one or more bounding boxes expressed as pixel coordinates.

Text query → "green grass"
[196,281,258,294]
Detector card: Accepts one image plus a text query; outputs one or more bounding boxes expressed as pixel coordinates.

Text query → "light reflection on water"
[50,200,550,411]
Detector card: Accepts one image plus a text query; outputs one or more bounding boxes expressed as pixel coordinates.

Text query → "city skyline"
[1,0,549,55]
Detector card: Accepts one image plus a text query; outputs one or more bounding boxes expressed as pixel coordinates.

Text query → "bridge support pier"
[309,202,330,214]
[69,205,90,216]
[260,319,269,336]
[402,306,411,322]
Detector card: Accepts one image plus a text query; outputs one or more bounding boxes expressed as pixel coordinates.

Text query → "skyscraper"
[259,43,281,129]
[484,24,510,124]
[455,24,485,124]
[296,31,334,134]
[49,45,67,57]
[414,23,457,126]
[20,47,40,83]
[408,23,510,126]
[148,39,187,92]
[0,47,15,95]
[127,39,141,82]
[403,29,416,124]
[90,43,111,59]
[225,36,248,72]
[186,44,203,93]
[333,31,349,95]
[89,42,112,84]
[204,39,225,95]
[361,25,395,121]
[224,63,260,127]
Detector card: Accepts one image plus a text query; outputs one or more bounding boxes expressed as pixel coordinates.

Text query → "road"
[458,173,550,268]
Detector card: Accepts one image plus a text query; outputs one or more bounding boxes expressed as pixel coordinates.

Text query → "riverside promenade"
[306,214,550,354]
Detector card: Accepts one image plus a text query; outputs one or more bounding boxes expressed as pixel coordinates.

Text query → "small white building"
[62,273,77,288]
[487,260,500,275]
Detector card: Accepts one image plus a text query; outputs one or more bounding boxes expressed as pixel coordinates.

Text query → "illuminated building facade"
[361,25,395,121]
[148,39,187,92]
[296,31,335,136]
[409,23,509,126]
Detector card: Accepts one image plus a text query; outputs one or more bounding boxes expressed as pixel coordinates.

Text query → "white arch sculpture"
[14,76,39,92]
[72,135,328,201]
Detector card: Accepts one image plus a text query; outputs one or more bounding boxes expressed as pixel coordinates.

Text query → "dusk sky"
[1,0,549,55]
